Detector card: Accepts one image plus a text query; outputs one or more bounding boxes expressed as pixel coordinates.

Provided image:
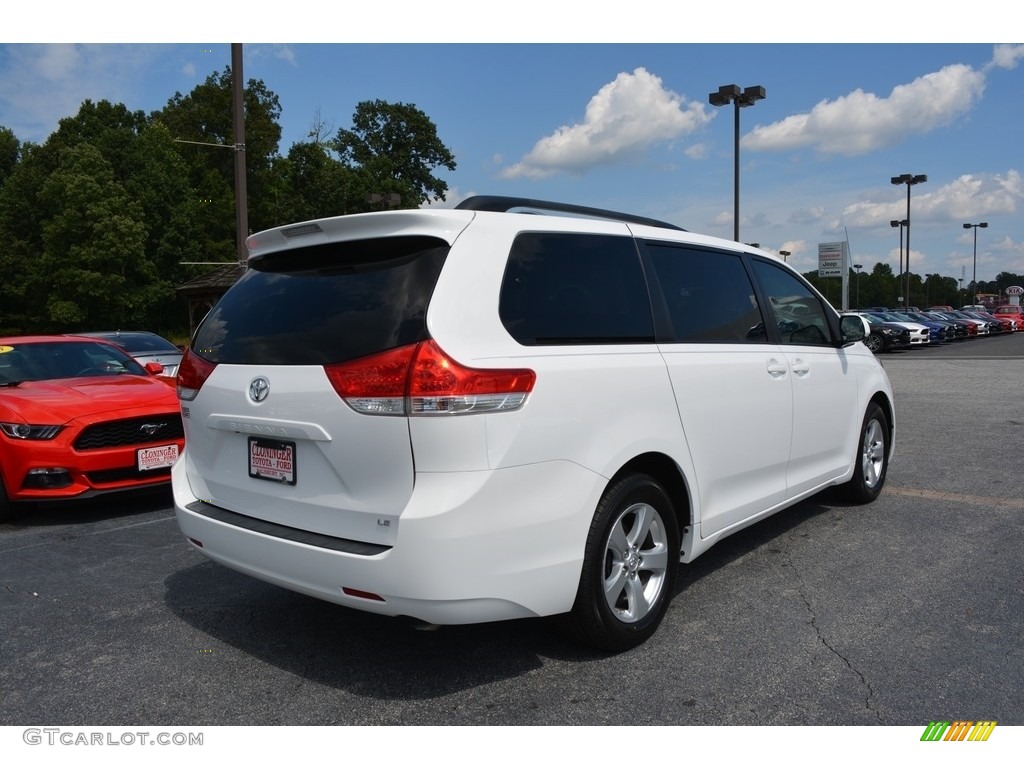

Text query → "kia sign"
[1006,286,1023,296]
[818,242,846,278]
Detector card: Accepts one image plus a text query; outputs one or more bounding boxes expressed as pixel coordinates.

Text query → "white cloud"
[787,206,826,226]
[0,44,172,143]
[990,44,1024,70]
[744,64,985,156]
[840,171,1022,230]
[684,143,708,160]
[249,44,297,66]
[501,67,712,179]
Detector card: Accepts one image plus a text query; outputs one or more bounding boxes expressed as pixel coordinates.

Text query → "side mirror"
[144,361,165,375]
[840,314,869,345]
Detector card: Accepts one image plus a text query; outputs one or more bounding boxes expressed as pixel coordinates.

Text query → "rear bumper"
[172,457,601,625]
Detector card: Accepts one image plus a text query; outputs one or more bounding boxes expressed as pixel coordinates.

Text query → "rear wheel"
[839,402,889,503]
[562,474,679,652]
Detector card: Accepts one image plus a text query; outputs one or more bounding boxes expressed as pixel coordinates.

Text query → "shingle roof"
[177,263,246,295]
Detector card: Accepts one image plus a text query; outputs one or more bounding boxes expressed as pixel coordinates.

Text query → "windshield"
[0,341,146,384]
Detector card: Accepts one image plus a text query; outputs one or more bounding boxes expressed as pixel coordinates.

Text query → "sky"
[3,4,1024,289]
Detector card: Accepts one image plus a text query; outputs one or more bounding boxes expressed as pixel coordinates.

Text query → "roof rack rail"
[455,195,686,232]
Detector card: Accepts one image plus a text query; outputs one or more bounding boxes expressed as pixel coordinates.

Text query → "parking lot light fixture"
[891,174,926,310]
[890,219,908,306]
[709,84,766,242]
[779,249,790,263]
[963,222,988,304]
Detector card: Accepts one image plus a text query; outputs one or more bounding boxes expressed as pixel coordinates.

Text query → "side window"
[499,232,654,345]
[751,259,835,346]
[645,243,767,343]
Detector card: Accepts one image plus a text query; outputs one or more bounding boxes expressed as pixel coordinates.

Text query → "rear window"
[499,232,654,345]
[192,236,449,365]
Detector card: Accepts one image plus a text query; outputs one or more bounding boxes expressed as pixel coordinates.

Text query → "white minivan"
[173,196,894,651]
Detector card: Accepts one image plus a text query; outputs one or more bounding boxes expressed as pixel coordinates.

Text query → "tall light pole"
[963,222,988,305]
[854,263,863,309]
[231,43,248,265]
[891,174,926,310]
[890,219,907,307]
[709,84,766,242]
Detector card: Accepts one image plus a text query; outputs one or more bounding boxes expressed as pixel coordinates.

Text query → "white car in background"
[861,311,931,346]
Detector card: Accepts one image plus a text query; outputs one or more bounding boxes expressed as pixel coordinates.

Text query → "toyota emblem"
[249,376,270,403]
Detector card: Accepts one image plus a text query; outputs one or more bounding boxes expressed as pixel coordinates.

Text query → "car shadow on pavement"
[162,492,838,701]
[3,487,173,528]
[674,492,838,592]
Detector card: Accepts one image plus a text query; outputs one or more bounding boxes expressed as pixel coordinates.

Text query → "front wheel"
[561,474,679,652]
[865,332,884,353]
[0,475,13,523]
[839,402,889,503]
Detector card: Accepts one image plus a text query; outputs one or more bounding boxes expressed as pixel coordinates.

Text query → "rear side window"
[192,236,448,365]
[645,244,767,343]
[499,232,654,345]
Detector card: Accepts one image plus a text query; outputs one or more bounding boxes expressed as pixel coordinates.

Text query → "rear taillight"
[324,340,535,416]
[177,348,217,401]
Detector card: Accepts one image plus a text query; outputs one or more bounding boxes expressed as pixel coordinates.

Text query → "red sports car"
[0,335,184,521]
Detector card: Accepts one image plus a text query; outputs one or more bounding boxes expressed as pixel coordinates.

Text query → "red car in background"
[0,336,184,521]
[992,305,1024,330]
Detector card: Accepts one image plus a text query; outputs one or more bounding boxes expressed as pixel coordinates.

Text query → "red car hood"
[1,375,179,425]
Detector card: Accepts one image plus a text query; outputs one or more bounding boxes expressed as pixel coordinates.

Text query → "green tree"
[273,139,355,223]
[0,126,19,189]
[333,100,456,209]
[0,100,195,333]
[37,144,165,328]
[0,141,46,333]
[152,67,283,242]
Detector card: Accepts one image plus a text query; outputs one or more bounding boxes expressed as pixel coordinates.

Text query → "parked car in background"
[992,305,1024,330]
[886,310,948,343]
[172,195,895,651]
[928,311,977,338]
[863,311,931,346]
[74,331,184,377]
[857,313,913,353]
[946,310,999,336]
[962,310,1013,333]
[987,307,1019,331]
[1,336,184,522]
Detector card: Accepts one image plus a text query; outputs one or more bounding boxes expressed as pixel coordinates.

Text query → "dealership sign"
[818,242,847,278]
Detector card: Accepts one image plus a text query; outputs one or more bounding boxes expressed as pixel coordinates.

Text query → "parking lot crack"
[783,548,882,724]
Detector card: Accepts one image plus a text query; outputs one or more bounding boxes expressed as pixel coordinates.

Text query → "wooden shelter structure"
[176,263,246,335]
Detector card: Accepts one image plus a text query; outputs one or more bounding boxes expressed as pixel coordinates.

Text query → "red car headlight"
[0,422,63,440]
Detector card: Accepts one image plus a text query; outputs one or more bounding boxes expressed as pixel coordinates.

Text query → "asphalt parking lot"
[2,333,1023,727]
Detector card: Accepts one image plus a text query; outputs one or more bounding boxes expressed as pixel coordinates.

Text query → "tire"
[0,474,12,523]
[865,332,884,354]
[562,473,679,652]
[839,402,889,503]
